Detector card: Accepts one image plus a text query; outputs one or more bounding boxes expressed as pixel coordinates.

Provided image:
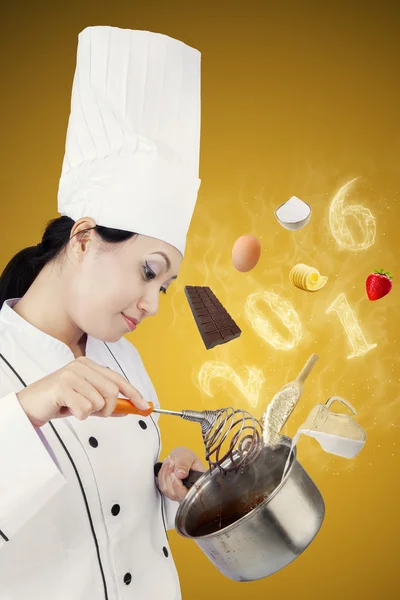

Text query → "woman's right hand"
[16,356,150,428]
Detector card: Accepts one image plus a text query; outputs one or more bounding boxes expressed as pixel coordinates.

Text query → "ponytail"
[0,216,135,307]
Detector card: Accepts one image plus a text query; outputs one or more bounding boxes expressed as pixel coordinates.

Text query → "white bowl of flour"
[275,196,312,230]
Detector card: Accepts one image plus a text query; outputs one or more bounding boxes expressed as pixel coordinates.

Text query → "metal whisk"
[115,398,263,473]
[157,406,263,473]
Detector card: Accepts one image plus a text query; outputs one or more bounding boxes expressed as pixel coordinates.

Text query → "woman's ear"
[69,217,97,260]
[69,217,97,239]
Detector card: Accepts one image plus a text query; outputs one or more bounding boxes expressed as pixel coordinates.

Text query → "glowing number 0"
[244,291,302,350]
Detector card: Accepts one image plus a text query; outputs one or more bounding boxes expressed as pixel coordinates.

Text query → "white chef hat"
[57,26,201,255]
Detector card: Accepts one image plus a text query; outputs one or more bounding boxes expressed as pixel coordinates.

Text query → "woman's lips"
[122,314,138,331]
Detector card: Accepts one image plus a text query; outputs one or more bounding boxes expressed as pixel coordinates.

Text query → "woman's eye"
[143,263,156,280]
[142,263,168,293]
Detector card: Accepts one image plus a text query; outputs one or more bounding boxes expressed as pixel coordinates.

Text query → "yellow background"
[1,1,399,598]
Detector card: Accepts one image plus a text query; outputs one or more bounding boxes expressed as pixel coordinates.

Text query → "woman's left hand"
[157,446,206,502]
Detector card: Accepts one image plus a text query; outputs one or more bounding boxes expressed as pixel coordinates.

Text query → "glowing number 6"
[329,177,376,251]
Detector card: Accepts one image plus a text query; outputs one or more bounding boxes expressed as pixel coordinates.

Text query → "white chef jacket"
[0,299,182,600]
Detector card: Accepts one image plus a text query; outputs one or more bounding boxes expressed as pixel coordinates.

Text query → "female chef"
[0,26,204,600]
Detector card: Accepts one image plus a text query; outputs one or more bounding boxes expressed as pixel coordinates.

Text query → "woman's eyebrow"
[150,251,171,270]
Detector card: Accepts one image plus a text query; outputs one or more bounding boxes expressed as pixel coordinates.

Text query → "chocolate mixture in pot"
[192,493,267,537]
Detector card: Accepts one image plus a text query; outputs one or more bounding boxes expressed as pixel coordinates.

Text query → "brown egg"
[232,235,261,272]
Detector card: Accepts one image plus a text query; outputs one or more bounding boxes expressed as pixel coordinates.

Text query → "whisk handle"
[114,398,154,416]
[154,462,204,489]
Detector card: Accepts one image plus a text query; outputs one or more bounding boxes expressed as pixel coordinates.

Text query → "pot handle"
[154,462,204,489]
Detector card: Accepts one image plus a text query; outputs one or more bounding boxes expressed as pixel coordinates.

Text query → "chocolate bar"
[184,286,241,349]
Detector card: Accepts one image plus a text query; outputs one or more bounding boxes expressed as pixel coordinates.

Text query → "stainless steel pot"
[175,436,325,581]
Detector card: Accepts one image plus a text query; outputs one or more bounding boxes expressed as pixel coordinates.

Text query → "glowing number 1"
[325,293,377,359]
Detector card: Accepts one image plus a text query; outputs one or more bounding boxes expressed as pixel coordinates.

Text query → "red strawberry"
[366,269,393,301]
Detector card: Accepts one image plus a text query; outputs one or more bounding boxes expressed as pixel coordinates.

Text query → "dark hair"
[0,216,136,307]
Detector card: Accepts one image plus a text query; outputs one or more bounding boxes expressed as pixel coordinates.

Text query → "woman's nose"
[137,292,159,317]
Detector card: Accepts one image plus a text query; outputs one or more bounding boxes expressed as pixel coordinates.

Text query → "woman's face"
[63,225,182,342]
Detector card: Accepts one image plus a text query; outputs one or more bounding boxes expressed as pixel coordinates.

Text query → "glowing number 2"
[326,293,377,359]
[197,362,265,408]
